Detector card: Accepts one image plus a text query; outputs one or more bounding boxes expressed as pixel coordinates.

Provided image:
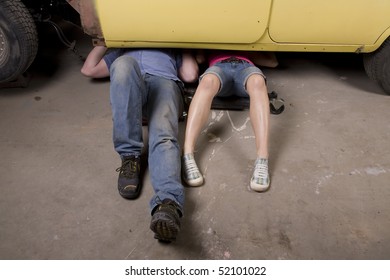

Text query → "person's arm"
[81,46,109,78]
[178,50,199,83]
[246,51,279,68]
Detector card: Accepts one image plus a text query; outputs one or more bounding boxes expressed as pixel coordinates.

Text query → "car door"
[269,0,390,45]
[95,0,272,46]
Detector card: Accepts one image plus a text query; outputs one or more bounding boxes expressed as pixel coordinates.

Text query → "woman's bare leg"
[182,73,220,186]
[184,74,221,154]
[246,74,271,191]
[246,74,269,158]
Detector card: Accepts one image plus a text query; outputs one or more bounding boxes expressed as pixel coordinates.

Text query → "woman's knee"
[199,74,220,92]
[246,74,266,91]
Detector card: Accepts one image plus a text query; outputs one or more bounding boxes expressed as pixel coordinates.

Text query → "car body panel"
[94,0,272,44]
[269,0,390,45]
[79,0,390,53]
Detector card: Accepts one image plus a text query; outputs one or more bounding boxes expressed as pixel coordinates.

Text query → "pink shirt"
[208,52,254,66]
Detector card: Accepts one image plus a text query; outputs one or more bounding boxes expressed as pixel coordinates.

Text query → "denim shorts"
[200,61,266,97]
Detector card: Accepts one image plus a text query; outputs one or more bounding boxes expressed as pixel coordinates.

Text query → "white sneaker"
[250,158,270,192]
[182,153,204,187]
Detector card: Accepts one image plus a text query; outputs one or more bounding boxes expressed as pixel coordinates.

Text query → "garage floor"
[1,23,390,260]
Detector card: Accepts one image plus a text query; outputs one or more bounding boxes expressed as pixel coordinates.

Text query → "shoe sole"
[150,211,180,242]
[250,180,270,192]
[183,176,204,187]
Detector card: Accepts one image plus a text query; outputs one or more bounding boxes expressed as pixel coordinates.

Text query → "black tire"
[363,37,390,95]
[0,0,38,83]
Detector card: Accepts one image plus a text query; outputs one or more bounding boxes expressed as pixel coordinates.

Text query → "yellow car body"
[74,0,390,94]
[93,0,390,54]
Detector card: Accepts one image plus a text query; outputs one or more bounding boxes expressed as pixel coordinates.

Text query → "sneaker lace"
[184,158,199,176]
[116,158,138,178]
[253,162,268,180]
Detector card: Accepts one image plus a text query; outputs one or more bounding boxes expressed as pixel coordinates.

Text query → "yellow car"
[83,0,390,94]
[2,0,390,94]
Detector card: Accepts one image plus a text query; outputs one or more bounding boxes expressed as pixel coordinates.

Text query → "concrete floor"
[1,24,390,260]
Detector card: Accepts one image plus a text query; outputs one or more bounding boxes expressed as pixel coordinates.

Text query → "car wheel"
[0,0,38,83]
[363,38,390,95]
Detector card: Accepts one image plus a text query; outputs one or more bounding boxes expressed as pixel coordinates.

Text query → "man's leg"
[145,75,184,242]
[182,73,220,186]
[110,56,146,198]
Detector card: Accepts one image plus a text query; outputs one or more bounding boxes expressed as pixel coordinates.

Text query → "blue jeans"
[109,56,185,214]
[201,61,266,97]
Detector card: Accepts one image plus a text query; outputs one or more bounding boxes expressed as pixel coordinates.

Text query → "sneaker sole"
[250,180,270,192]
[183,176,204,187]
[150,211,180,242]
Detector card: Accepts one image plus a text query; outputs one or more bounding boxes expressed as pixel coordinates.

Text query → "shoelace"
[116,158,138,178]
[253,162,268,180]
[184,157,200,177]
